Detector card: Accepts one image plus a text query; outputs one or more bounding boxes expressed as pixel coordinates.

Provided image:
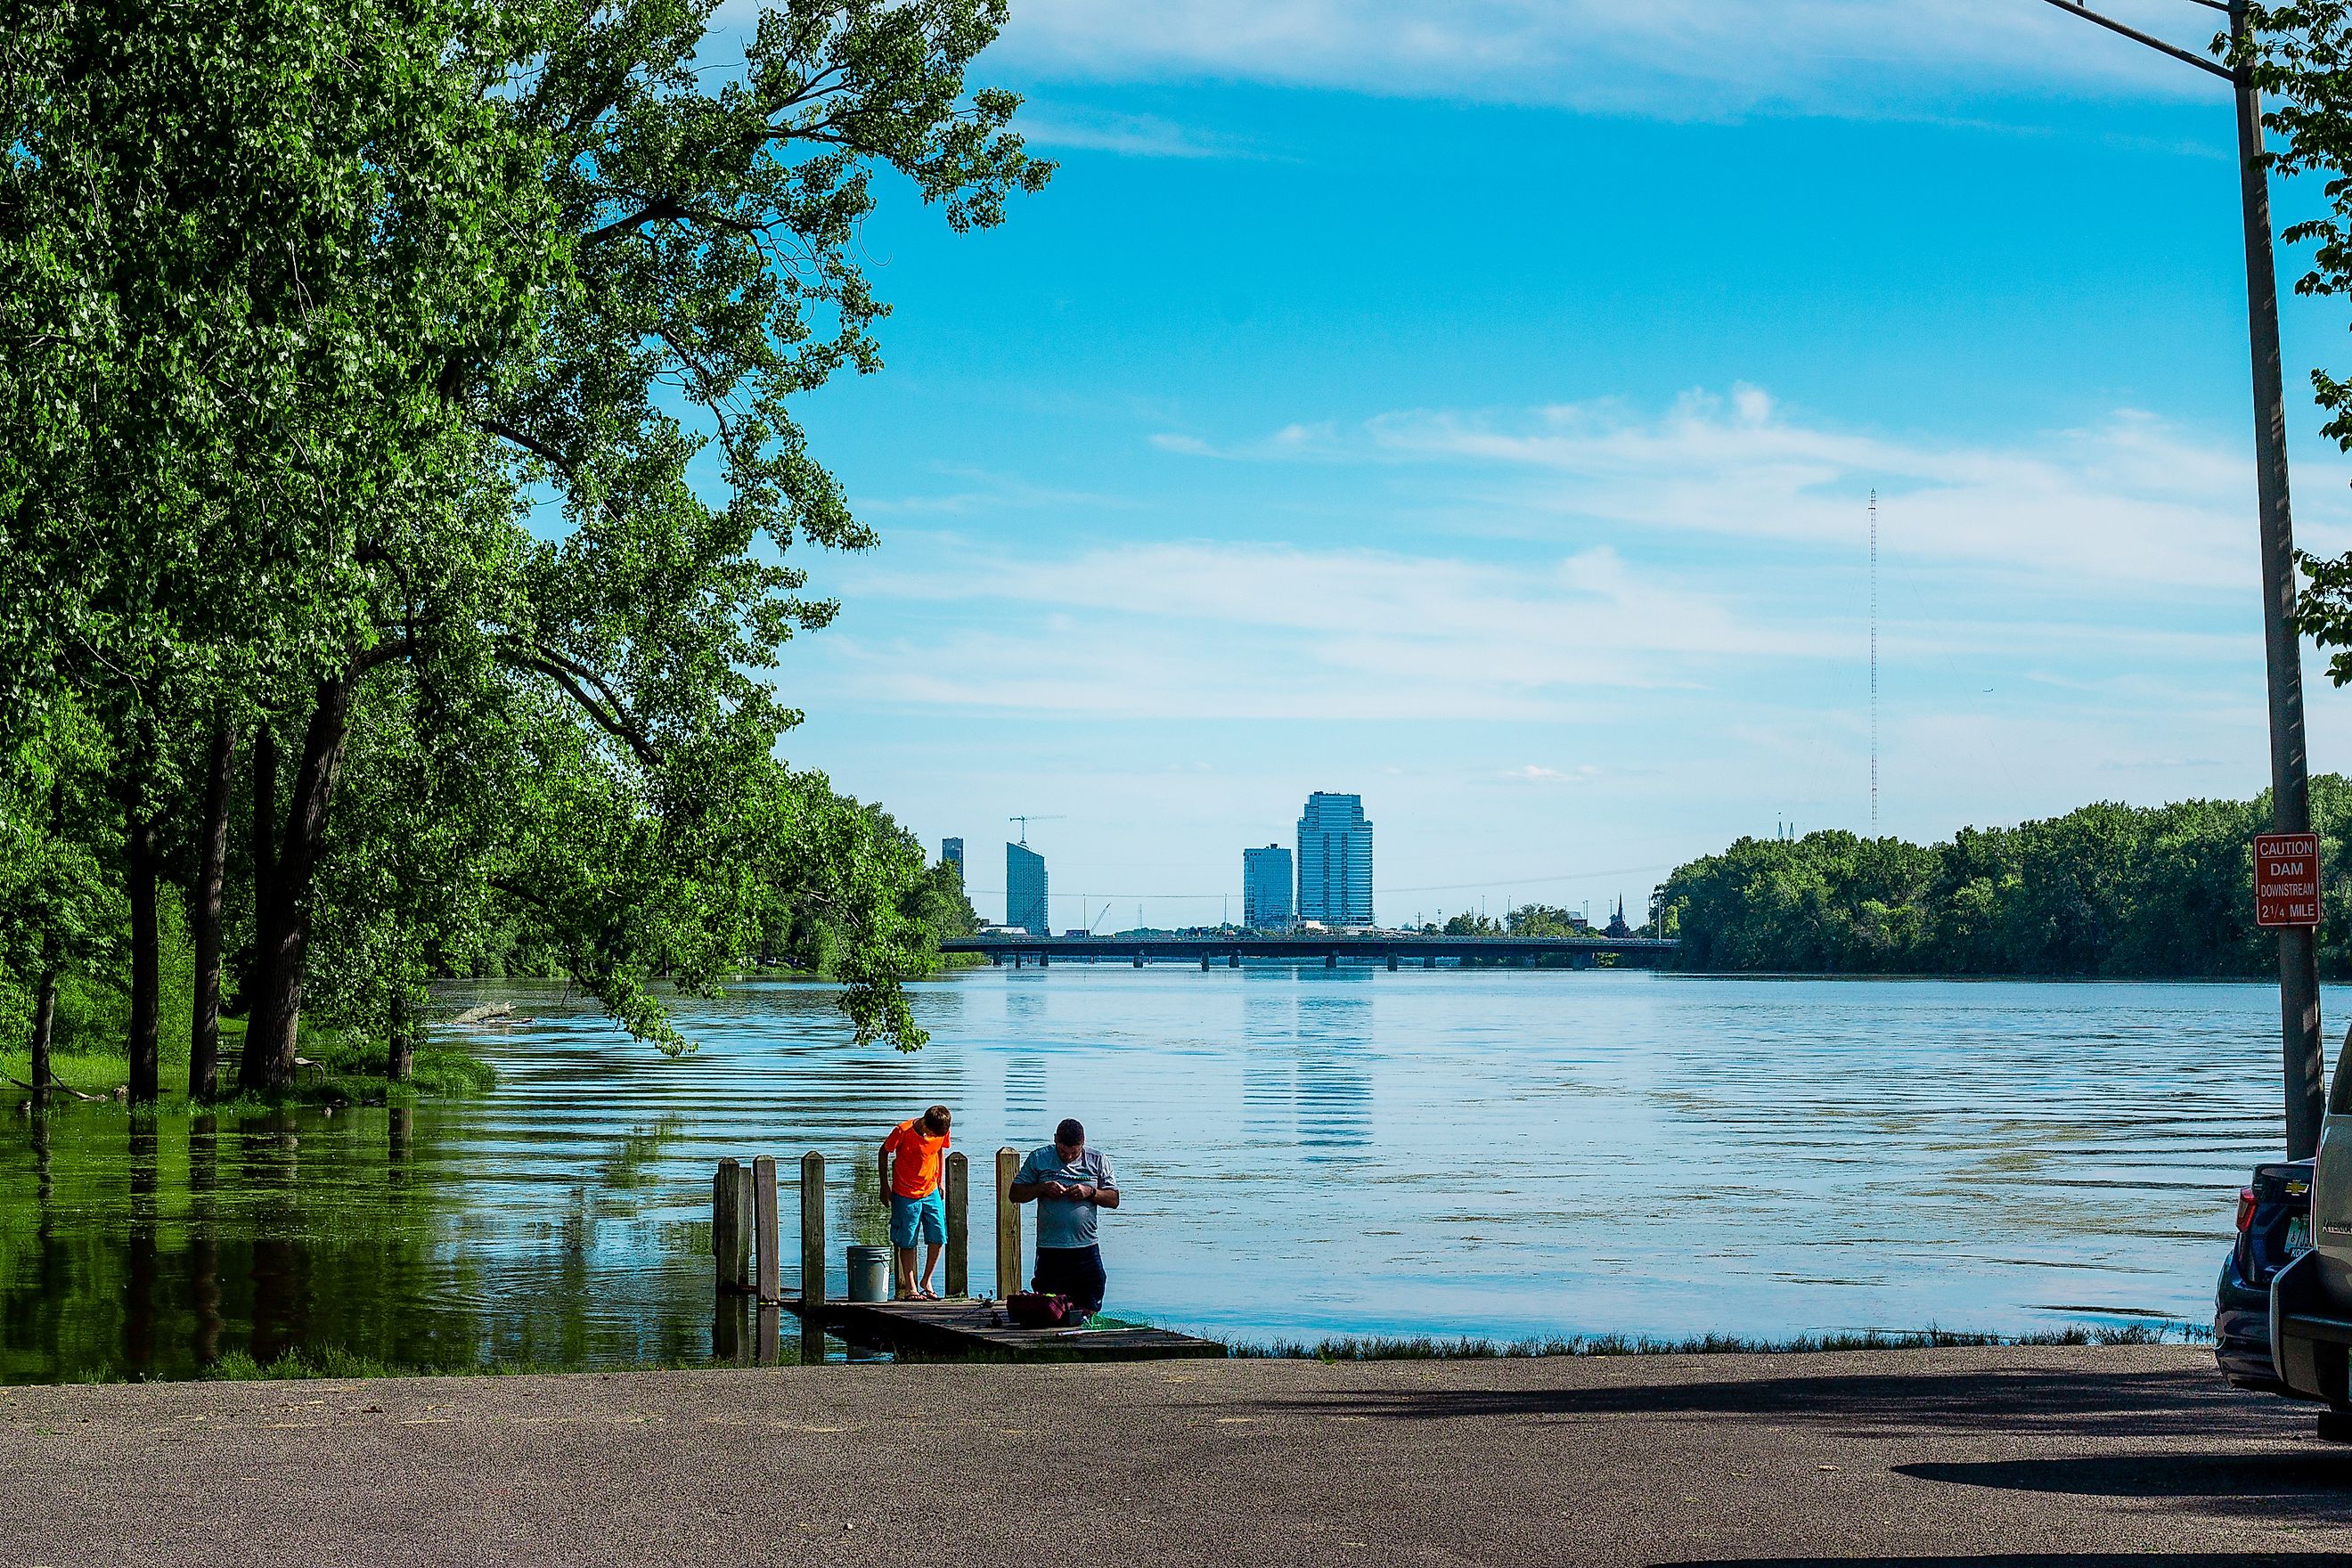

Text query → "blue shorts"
[890,1190,945,1248]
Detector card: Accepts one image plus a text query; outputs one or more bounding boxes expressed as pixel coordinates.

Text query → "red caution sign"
[2256,832,2323,927]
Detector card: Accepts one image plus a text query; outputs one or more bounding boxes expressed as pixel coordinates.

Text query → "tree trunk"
[29,777,61,1108]
[249,678,356,1092]
[126,796,159,1104]
[190,714,236,1100]
[387,979,415,1083]
[239,723,278,1094]
[28,961,56,1109]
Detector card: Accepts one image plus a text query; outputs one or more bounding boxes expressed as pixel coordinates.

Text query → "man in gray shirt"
[1009,1117,1119,1316]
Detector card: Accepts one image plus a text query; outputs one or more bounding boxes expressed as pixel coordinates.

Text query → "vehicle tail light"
[2237,1187,2258,1235]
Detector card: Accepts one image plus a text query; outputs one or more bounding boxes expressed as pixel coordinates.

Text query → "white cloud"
[1015,108,1270,159]
[996,0,2221,118]
[1184,388,2317,592]
[821,538,1825,718]
[1499,764,1597,785]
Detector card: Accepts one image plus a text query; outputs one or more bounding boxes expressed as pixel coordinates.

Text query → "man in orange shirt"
[879,1106,952,1300]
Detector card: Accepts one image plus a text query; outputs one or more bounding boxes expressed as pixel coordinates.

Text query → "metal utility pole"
[2043,0,2323,1156]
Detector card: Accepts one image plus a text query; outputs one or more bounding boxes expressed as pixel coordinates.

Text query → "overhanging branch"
[507,647,662,768]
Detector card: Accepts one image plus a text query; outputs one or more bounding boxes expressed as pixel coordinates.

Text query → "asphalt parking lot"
[3,1344,2348,1566]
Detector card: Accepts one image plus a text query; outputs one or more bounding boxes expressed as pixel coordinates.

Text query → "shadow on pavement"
[1896,1451,2352,1520]
[1651,1557,2350,1567]
[1255,1365,2297,1441]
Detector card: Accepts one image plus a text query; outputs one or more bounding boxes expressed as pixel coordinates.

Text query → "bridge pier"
[1011,952,1021,969]
[991,953,1001,967]
[1324,951,1337,969]
[1229,951,1239,968]
[1200,953,1210,972]
[1039,951,1049,968]
[1132,952,1144,968]
[1386,951,1398,972]
[1424,955,1435,969]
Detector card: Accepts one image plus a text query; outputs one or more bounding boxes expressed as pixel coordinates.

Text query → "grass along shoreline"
[19,1320,2214,1386]
[1229,1322,2206,1360]
[4,1015,494,1112]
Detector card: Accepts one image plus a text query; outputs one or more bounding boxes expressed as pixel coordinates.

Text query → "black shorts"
[1031,1245,1106,1316]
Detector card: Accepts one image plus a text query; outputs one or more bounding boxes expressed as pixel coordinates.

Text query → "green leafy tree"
[1655,785,2352,978]
[1505,903,1587,938]
[3,0,1049,1091]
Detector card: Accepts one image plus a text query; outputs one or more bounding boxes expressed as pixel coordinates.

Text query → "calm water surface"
[0,968,2320,1380]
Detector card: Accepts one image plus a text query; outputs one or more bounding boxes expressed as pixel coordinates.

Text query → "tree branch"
[472,416,580,482]
[507,648,662,768]
[350,635,415,676]
[580,195,682,247]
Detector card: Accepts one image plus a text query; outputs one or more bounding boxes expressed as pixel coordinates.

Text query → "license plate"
[2289,1215,2313,1255]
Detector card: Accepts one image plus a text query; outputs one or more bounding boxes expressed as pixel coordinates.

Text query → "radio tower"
[1869,490,1879,835]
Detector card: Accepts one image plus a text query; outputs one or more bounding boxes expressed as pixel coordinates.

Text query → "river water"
[0,968,2321,1381]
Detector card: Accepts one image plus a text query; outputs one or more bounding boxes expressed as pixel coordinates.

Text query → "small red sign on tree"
[2256,832,2323,927]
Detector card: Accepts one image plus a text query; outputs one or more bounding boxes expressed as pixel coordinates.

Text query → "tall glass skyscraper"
[1243,845,1294,930]
[1006,841,1048,935]
[1296,793,1373,927]
[942,837,964,879]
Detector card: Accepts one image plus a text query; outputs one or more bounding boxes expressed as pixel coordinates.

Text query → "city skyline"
[970,791,1416,932]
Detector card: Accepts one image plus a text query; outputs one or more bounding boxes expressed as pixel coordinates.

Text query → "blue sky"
[754,0,2352,930]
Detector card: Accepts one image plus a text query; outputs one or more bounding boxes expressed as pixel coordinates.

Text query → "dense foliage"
[2246,12,2352,706]
[1656,777,2352,977]
[0,0,1032,1099]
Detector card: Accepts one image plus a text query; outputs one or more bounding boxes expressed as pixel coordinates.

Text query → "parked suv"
[2215,1158,2312,1392]
[2265,1071,2352,1437]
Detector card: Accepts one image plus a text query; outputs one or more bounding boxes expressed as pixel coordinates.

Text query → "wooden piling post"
[800,1151,827,1306]
[714,1158,752,1294]
[995,1145,1023,1301]
[754,1155,780,1305]
[944,1149,970,1298]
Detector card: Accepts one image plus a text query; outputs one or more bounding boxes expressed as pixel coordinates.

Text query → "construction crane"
[1008,814,1064,845]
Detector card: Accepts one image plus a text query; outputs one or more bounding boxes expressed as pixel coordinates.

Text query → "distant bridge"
[941,933,1679,970]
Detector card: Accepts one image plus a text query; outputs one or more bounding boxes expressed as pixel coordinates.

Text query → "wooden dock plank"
[780,1293,1226,1361]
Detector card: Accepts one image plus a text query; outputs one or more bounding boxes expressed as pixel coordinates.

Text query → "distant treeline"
[1654,776,2352,978]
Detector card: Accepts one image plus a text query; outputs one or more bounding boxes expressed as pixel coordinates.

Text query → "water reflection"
[1296,1058,1371,1152]
[0,971,2318,1379]
[125,1120,157,1375]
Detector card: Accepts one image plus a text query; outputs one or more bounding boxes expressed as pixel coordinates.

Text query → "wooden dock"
[714,1147,1226,1363]
[784,1292,1226,1361]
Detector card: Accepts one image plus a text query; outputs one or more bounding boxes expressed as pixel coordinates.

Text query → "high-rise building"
[1006,841,1049,935]
[1296,792,1373,927]
[942,837,965,879]
[1243,845,1294,930]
